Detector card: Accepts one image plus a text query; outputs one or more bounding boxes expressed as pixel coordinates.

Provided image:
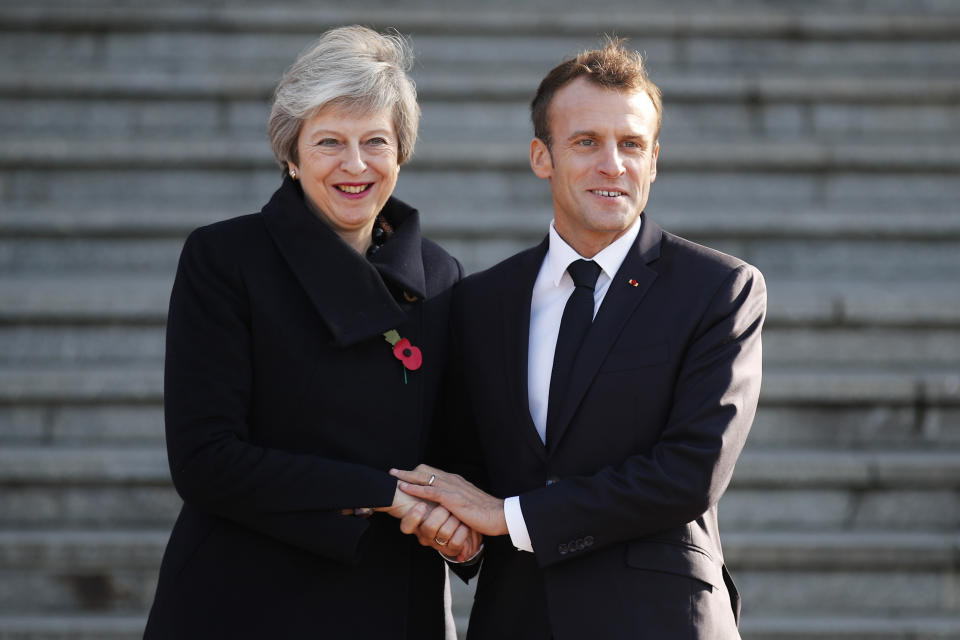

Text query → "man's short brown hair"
[531,38,663,149]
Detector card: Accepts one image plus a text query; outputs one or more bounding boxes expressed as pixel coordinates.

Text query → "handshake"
[350,465,510,563]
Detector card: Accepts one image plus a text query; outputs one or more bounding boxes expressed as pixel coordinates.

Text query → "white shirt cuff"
[504,495,534,553]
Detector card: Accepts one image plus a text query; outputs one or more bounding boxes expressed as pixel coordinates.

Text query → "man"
[394,40,765,639]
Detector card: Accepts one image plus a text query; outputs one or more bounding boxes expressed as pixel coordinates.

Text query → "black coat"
[145,177,462,639]
[442,216,765,640]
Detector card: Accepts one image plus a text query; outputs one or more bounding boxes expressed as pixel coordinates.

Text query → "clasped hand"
[357,479,478,562]
[390,464,509,538]
[349,464,506,561]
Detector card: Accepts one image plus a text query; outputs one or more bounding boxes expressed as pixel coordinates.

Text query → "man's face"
[530,77,659,256]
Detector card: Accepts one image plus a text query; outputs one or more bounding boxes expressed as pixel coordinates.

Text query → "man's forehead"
[552,91,655,137]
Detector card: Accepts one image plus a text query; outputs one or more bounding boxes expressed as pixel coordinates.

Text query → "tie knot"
[567,259,601,290]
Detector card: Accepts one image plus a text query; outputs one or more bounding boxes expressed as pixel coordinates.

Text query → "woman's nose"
[341,144,367,174]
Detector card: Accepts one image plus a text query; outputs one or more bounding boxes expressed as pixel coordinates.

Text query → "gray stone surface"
[740,615,960,640]
[0,615,146,640]
[1,2,958,635]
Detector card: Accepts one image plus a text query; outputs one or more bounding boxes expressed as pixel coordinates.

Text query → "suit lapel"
[501,238,550,463]
[548,216,664,452]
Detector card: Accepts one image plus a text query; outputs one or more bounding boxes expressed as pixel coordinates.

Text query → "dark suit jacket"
[145,177,461,639]
[444,215,766,640]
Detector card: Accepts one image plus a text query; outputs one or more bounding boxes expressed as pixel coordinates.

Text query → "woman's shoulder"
[181,212,270,257]
[188,212,266,245]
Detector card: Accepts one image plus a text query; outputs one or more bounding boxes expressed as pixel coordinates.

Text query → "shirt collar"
[546,216,643,286]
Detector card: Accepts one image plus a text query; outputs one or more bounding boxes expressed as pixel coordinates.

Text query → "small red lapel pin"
[628,279,639,287]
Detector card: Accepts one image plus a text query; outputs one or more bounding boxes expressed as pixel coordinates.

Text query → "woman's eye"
[316,138,339,147]
[367,137,389,146]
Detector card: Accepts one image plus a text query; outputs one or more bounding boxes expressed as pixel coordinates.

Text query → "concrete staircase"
[1,2,959,638]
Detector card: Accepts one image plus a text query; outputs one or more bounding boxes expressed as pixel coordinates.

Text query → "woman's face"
[288,104,400,251]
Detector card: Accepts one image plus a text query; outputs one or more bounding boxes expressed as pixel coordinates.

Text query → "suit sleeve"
[519,264,766,567]
[163,227,398,565]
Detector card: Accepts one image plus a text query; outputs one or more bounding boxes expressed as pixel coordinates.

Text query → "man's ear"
[530,137,553,179]
[650,141,659,183]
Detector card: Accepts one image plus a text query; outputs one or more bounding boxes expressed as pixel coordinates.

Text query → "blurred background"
[1,0,959,638]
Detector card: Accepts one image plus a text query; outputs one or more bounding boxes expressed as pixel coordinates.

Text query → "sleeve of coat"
[163,226,398,565]
[519,264,767,568]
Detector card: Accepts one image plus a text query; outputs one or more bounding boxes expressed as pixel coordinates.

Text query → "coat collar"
[262,175,425,347]
[547,214,663,452]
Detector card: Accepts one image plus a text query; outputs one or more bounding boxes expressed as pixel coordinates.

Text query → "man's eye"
[622,141,638,148]
[577,139,595,146]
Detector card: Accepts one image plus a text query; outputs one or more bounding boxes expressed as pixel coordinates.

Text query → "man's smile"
[589,189,627,198]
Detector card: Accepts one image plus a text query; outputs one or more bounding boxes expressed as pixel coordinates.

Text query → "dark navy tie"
[546,259,602,448]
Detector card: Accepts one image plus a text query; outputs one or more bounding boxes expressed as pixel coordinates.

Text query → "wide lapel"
[501,238,550,463]
[261,176,407,347]
[548,216,664,452]
[367,197,427,300]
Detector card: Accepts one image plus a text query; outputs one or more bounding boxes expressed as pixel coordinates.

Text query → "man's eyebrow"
[622,133,653,145]
[567,130,598,141]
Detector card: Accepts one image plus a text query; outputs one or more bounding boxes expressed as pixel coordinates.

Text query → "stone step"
[2,325,958,372]
[0,530,953,618]
[6,97,958,145]
[1,394,956,451]
[0,529,950,572]
[739,565,960,614]
[0,614,957,640]
[3,21,957,78]
[0,446,957,530]
[750,404,960,450]
[3,276,958,328]
[5,207,959,242]
[0,405,164,445]
[0,615,144,640]
[3,4,959,39]
[3,138,959,173]
[740,615,960,639]
[2,401,955,451]
[4,167,957,218]
[3,69,958,105]
[4,232,960,284]
[1,363,959,406]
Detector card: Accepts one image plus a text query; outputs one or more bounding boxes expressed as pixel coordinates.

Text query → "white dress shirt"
[504,216,643,553]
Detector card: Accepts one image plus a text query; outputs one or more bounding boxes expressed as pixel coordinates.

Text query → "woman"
[145,26,468,639]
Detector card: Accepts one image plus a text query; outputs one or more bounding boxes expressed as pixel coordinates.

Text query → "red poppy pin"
[383,330,422,383]
[628,278,639,287]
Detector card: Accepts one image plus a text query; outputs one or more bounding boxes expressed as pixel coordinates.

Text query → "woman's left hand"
[397,502,481,562]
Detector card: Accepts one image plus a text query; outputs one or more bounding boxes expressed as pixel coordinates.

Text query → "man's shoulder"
[452,241,545,309]
[659,226,761,280]
[461,241,543,284]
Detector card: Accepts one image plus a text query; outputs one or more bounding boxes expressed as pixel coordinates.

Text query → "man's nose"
[597,144,625,176]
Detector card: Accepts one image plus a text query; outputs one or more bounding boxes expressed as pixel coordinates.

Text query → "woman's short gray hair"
[268,25,420,169]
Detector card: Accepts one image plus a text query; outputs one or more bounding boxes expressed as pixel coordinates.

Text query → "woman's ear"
[530,138,553,179]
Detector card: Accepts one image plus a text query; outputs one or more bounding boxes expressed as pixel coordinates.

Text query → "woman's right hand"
[376,484,427,519]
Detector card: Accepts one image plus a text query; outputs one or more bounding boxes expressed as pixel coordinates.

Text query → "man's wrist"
[503,496,534,552]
